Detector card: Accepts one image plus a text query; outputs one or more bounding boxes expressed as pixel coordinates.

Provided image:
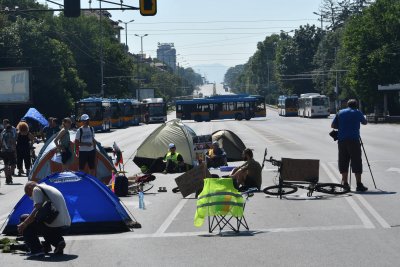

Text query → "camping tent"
[29,131,115,183]
[22,108,49,128]
[2,171,135,235]
[212,130,246,162]
[133,119,197,170]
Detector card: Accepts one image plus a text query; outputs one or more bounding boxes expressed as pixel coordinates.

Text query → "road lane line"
[64,224,367,241]
[355,195,391,228]
[327,163,391,229]
[321,162,375,229]
[152,198,189,237]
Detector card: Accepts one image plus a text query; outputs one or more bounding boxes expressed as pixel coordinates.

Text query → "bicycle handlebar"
[265,156,281,167]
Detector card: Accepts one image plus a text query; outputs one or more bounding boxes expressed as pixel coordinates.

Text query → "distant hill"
[192,63,229,84]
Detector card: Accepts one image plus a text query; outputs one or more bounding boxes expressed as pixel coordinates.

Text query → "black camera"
[329,130,339,141]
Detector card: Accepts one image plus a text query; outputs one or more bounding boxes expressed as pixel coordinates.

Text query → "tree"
[341,0,400,112]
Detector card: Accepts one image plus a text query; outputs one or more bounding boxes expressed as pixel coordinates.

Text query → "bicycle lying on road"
[261,148,350,198]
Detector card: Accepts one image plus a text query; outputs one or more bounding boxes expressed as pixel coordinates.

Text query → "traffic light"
[140,0,157,16]
[64,0,81,17]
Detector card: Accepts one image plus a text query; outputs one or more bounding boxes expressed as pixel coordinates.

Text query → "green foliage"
[0,2,201,118]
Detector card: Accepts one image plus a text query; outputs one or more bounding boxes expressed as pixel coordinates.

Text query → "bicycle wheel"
[315,183,350,195]
[263,185,298,196]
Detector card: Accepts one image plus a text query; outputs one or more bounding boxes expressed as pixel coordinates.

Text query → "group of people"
[0,119,36,184]
[0,114,96,184]
[10,114,97,257]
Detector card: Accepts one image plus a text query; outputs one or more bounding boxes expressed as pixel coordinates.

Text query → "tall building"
[157,43,176,71]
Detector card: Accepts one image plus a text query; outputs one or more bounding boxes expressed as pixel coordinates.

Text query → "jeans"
[21,214,68,253]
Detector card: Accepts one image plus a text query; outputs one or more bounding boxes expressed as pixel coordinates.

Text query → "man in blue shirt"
[331,99,368,192]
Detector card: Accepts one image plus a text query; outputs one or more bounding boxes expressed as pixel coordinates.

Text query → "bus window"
[236,102,244,110]
[312,98,329,107]
[177,105,182,112]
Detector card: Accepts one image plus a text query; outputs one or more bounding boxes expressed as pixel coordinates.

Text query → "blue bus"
[278,95,298,116]
[176,94,266,122]
[118,99,141,127]
[75,98,111,132]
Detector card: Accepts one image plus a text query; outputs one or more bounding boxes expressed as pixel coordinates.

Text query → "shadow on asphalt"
[199,230,267,238]
[354,190,396,195]
[24,254,78,262]
[265,193,353,201]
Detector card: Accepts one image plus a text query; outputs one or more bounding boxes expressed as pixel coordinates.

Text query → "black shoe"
[54,241,65,255]
[356,183,368,192]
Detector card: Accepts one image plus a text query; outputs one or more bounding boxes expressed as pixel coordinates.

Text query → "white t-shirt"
[75,126,95,152]
[32,184,71,228]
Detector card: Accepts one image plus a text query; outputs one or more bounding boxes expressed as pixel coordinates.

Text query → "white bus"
[298,93,330,118]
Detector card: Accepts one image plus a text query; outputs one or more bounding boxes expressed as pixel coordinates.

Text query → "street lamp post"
[135,34,148,60]
[134,34,148,101]
[118,19,134,51]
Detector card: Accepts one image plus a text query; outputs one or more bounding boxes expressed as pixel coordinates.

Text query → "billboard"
[0,69,31,104]
[136,88,154,101]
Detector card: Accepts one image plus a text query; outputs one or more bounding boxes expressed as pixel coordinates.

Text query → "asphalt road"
[1,86,400,266]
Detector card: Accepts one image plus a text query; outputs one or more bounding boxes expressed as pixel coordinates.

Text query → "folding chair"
[194,178,249,233]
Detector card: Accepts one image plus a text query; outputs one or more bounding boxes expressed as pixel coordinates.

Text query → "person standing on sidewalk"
[75,114,96,176]
[331,99,368,192]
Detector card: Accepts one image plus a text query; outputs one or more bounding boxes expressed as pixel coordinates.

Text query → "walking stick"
[359,137,377,189]
[348,164,352,187]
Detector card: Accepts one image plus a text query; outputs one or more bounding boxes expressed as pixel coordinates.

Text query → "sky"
[41,0,324,82]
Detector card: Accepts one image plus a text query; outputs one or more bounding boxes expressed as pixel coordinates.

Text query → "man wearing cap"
[163,143,185,173]
[206,141,226,168]
[75,114,96,176]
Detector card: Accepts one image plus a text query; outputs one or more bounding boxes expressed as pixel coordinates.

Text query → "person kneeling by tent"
[230,148,262,192]
[17,181,71,257]
[206,141,227,168]
[163,143,185,173]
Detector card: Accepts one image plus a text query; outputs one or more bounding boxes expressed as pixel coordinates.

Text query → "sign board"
[175,163,211,198]
[0,69,31,103]
[136,88,155,101]
[281,158,319,183]
[378,84,400,91]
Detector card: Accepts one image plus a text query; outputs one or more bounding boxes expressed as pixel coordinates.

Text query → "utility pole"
[99,0,104,97]
[313,11,325,93]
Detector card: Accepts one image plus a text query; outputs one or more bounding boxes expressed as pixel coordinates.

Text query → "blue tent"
[2,172,135,235]
[22,108,49,127]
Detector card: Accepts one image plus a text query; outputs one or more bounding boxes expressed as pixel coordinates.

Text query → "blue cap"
[169,143,176,149]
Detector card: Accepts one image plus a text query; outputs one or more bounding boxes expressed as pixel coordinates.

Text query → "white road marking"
[355,195,391,229]
[152,197,189,237]
[63,224,367,241]
[328,162,391,229]
[321,162,375,229]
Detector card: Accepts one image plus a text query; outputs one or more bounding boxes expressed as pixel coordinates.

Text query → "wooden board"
[175,163,211,197]
[281,158,319,183]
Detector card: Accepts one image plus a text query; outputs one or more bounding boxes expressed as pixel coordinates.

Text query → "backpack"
[79,126,94,143]
[114,175,129,197]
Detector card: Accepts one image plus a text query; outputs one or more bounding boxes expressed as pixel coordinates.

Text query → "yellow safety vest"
[194,178,245,227]
[165,152,180,163]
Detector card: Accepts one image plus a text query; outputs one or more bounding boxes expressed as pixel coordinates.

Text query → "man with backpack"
[1,123,17,184]
[75,114,96,176]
